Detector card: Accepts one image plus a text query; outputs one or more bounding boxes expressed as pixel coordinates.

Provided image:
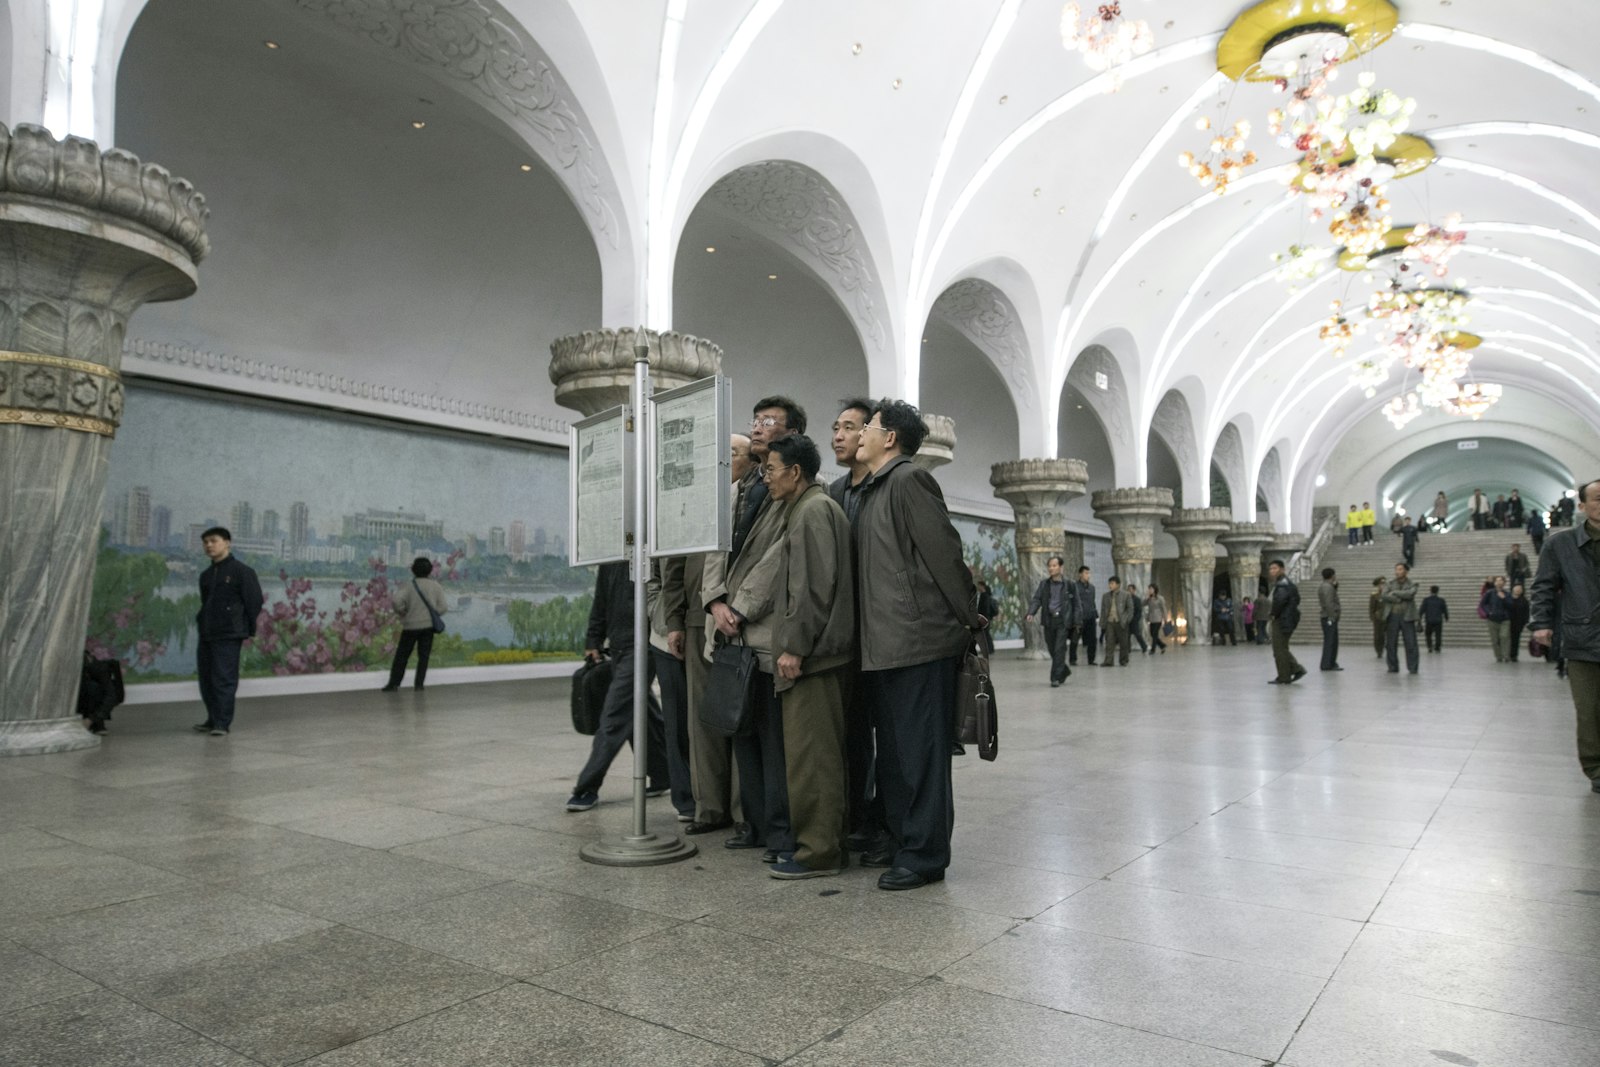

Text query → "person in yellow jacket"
[1345,504,1361,548]
[1360,501,1376,546]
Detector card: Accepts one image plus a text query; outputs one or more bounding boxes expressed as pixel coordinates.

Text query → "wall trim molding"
[122,338,571,444]
[124,660,576,705]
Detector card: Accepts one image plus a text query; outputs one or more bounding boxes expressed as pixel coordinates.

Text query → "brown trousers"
[1569,660,1600,783]
[685,622,739,824]
[781,667,848,870]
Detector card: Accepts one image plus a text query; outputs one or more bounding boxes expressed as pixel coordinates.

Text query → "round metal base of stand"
[580,832,698,867]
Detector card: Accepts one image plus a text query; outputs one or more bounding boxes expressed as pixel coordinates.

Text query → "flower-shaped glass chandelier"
[1061,3,1154,91]
[1178,115,1258,195]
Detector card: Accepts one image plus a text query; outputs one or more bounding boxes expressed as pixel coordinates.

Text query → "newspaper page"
[652,378,727,555]
[571,407,628,564]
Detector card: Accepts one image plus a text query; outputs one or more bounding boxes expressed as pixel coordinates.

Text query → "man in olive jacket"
[765,435,855,878]
[192,527,264,736]
[1382,562,1421,674]
[853,399,982,890]
[1530,477,1600,794]
[1318,567,1342,671]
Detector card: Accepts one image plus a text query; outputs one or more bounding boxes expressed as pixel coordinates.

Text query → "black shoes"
[1591,780,1600,794]
[684,818,732,836]
[1321,666,1344,671]
[878,867,943,891]
[860,847,896,868]
[191,723,213,733]
[380,685,399,692]
[845,830,882,853]
[723,829,764,850]
[1289,668,1307,683]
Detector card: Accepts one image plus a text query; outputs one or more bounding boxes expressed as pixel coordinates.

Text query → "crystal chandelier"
[1061,3,1154,91]
[1272,243,1334,290]
[1440,382,1502,419]
[1400,215,1467,279]
[1320,299,1361,357]
[1178,115,1257,195]
[1382,392,1422,428]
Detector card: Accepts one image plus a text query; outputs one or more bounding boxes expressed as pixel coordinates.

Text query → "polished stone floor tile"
[1205,801,1428,848]
[385,824,585,881]
[0,990,258,1066]
[785,979,1262,1067]
[697,881,1017,976]
[116,926,508,1065]
[347,881,680,977]
[1334,923,1600,1029]
[304,981,763,1066]
[942,922,1325,1060]
[1109,846,1390,921]
[531,922,919,1060]
[210,849,502,921]
[1392,850,1600,909]
[0,844,194,922]
[1164,821,1415,879]
[521,848,793,921]
[1412,825,1600,871]
[0,938,98,1015]
[1034,879,1363,978]
[276,803,493,849]
[11,886,331,983]
[951,821,1152,879]
[1371,883,1600,957]
[1282,979,1600,1067]
[917,857,1097,919]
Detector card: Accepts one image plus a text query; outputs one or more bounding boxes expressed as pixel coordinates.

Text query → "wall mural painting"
[951,515,1023,642]
[91,384,593,682]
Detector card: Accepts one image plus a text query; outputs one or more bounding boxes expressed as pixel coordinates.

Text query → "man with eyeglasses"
[729,396,806,565]
[853,399,984,890]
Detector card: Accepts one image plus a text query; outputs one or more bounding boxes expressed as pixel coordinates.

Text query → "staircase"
[1293,526,1535,649]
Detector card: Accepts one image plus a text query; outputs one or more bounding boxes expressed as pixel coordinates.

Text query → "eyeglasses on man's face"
[750,416,784,430]
[861,423,888,435]
[760,461,789,481]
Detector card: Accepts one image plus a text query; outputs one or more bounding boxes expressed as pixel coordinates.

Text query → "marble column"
[1217,521,1277,642]
[1163,507,1233,646]
[990,459,1089,659]
[1090,487,1176,601]
[909,413,956,471]
[548,327,723,415]
[1,125,209,755]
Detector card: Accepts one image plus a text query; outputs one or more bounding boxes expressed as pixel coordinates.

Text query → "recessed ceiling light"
[1033,187,1042,196]
[851,43,862,55]
[1076,404,1085,409]
[767,274,777,280]
[922,338,929,343]
[519,164,532,172]
[1058,206,1066,214]
[705,246,715,253]
[999,94,1008,104]
[892,78,902,89]
[264,41,280,50]
[1428,113,1439,119]
[411,121,427,130]
[1164,20,1175,29]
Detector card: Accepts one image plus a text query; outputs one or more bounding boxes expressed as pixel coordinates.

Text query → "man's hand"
[1533,628,1554,645]
[667,630,685,659]
[777,652,803,680]
[1023,613,1034,624]
[584,648,602,664]
[710,601,742,637]
[975,615,989,631]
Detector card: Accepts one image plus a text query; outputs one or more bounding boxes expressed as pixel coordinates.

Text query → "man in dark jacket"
[827,399,879,847]
[566,561,668,811]
[1508,583,1531,662]
[1400,517,1419,568]
[1530,478,1600,793]
[1317,567,1342,671]
[1069,565,1098,665]
[1505,544,1531,587]
[1382,562,1420,674]
[854,399,983,890]
[192,527,264,737]
[1267,560,1306,685]
[1025,555,1075,687]
[1421,585,1449,652]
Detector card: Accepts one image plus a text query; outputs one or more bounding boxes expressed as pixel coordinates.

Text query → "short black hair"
[1078,565,1090,575]
[1108,576,1120,587]
[1268,558,1286,570]
[1147,583,1158,594]
[871,398,926,454]
[1580,478,1600,503]
[768,434,822,481]
[1430,585,1440,593]
[754,395,806,435]
[1395,562,1410,572]
[201,526,232,542]
[1048,555,1065,567]
[1321,567,1335,579]
[411,557,433,578]
[837,397,874,421]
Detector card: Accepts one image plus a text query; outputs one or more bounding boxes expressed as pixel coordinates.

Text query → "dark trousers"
[1270,621,1303,681]
[387,628,434,688]
[197,639,244,731]
[733,670,791,851]
[1425,620,1443,652]
[1568,660,1600,783]
[842,666,881,838]
[1215,618,1236,645]
[1347,528,1358,546]
[685,624,737,824]
[1386,616,1419,672]
[1361,525,1374,543]
[649,646,694,817]
[1320,618,1340,669]
[1532,534,1545,554]
[1069,619,1097,664]
[1131,621,1148,653]
[574,647,668,797]
[864,657,958,876]
[1148,622,1166,651]
[1510,623,1526,661]
[1373,619,1386,655]
[1042,613,1070,683]
[1103,621,1132,665]
[1403,544,1415,567]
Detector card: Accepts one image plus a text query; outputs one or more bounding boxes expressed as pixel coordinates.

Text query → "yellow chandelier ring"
[1218,0,1400,82]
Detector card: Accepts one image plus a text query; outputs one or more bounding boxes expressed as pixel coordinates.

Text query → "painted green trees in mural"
[85,532,198,671]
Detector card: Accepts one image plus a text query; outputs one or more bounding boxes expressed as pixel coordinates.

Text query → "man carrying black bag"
[564,561,669,812]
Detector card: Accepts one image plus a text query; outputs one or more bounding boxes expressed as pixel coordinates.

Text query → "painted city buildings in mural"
[91,383,1021,681]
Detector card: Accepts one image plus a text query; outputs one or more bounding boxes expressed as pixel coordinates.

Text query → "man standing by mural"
[192,527,264,736]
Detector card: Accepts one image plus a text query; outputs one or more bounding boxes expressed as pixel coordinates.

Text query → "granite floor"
[3,645,1597,1066]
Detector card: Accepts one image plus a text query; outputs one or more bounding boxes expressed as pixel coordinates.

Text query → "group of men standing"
[569,395,985,888]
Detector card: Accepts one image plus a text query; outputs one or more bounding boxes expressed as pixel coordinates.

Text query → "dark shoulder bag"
[956,640,998,761]
[700,633,758,738]
[415,578,446,634]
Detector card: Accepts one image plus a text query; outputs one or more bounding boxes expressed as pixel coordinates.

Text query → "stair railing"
[1290,512,1339,583]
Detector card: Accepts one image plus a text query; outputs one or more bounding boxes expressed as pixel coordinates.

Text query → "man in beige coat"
[763,435,855,878]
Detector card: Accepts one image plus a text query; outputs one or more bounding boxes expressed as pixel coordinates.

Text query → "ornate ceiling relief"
[1211,423,1248,506]
[1258,447,1284,515]
[295,0,619,248]
[931,279,1034,409]
[707,162,887,352]
[1066,344,1131,451]
[1150,390,1199,490]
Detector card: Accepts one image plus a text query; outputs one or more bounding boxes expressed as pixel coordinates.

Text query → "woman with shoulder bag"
[1143,584,1168,653]
[384,557,448,691]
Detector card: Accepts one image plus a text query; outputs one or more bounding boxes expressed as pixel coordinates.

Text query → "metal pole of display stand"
[581,334,697,866]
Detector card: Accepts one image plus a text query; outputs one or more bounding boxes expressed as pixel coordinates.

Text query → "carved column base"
[1217,521,1276,642]
[0,124,206,749]
[1091,487,1175,602]
[548,328,724,416]
[909,413,956,470]
[991,459,1089,659]
[1164,506,1233,646]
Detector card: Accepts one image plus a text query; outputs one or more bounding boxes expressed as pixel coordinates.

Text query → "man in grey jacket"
[1318,567,1342,671]
[1383,562,1420,674]
[1531,478,1600,794]
[1099,577,1136,667]
[853,399,983,890]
